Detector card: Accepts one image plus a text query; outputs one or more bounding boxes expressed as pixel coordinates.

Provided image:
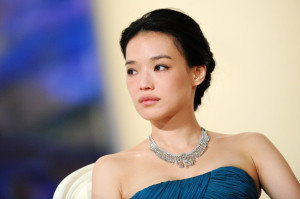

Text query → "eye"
[127,69,137,75]
[154,65,168,71]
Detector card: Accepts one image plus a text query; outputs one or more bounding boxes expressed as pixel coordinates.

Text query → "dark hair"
[120,8,215,111]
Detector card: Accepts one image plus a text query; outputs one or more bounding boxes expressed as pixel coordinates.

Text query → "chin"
[137,107,174,121]
[138,111,161,121]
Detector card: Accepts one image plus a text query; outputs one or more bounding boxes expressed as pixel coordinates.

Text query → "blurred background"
[0,0,118,198]
[0,0,299,199]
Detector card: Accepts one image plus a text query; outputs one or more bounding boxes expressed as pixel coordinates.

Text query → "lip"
[138,95,160,106]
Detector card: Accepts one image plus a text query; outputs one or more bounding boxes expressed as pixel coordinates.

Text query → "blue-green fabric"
[130,166,258,199]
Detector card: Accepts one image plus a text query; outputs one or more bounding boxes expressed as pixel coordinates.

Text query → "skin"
[92,31,300,199]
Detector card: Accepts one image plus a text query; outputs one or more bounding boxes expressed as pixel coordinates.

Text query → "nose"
[139,71,154,91]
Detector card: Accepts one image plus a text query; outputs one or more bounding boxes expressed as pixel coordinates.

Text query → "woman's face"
[125,31,199,121]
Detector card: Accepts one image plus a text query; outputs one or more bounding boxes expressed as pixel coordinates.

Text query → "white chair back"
[53,163,94,199]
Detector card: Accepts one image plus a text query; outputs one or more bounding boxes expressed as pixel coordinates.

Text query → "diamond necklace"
[148,128,210,168]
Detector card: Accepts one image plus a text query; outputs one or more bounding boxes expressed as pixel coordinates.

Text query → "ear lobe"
[193,66,206,86]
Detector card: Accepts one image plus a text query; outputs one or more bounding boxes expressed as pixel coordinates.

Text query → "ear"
[192,65,206,86]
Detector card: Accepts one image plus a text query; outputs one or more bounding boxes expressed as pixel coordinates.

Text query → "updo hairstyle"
[120,8,215,111]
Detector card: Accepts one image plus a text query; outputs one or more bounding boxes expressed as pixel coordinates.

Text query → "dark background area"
[0,0,113,198]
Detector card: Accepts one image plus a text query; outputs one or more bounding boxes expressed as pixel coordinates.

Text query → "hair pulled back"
[120,8,215,111]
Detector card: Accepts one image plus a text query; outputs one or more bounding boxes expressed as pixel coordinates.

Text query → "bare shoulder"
[227,132,279,156]
[93,149,138,182]
[92,153,124,198]
[209,131,269,148]
[234,132,270,147]
[93,153,124,176]
[212,131,281,158]
[211,130,265,139]
[237,131,269,143]
[92,140,149,198]
[93,139,148,172]
[220,131,300,198]
[94,151,128,168]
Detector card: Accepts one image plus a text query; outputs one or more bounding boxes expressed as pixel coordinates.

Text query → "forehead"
[125,31,183,60]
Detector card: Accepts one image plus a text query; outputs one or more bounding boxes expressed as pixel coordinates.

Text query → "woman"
[92,8,300,198]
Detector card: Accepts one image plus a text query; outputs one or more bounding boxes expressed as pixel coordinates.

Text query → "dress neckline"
[130,166,258,198]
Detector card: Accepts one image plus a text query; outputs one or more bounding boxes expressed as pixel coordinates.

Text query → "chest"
[120,147,258,199]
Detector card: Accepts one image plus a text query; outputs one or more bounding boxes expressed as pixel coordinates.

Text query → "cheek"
[168,73,192,92]
[158,75,193,104]
[126,78,137,99]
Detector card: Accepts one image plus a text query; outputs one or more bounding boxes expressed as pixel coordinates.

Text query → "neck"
[150,108,202,154]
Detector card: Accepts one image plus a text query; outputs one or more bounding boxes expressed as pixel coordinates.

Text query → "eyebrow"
[125,54,172,65]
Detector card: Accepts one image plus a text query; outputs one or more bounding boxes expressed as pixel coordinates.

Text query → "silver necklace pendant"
[148,128,210,168]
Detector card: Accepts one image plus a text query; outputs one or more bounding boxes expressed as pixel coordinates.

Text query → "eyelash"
[127,65,169,76]
[154,65,169,71]
[127,69,137,75]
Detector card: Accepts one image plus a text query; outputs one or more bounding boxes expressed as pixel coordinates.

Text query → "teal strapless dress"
[130,166,259,199]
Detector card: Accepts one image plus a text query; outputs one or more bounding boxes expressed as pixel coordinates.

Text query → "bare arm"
[92,155,122,199]
[250,133,300,198]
